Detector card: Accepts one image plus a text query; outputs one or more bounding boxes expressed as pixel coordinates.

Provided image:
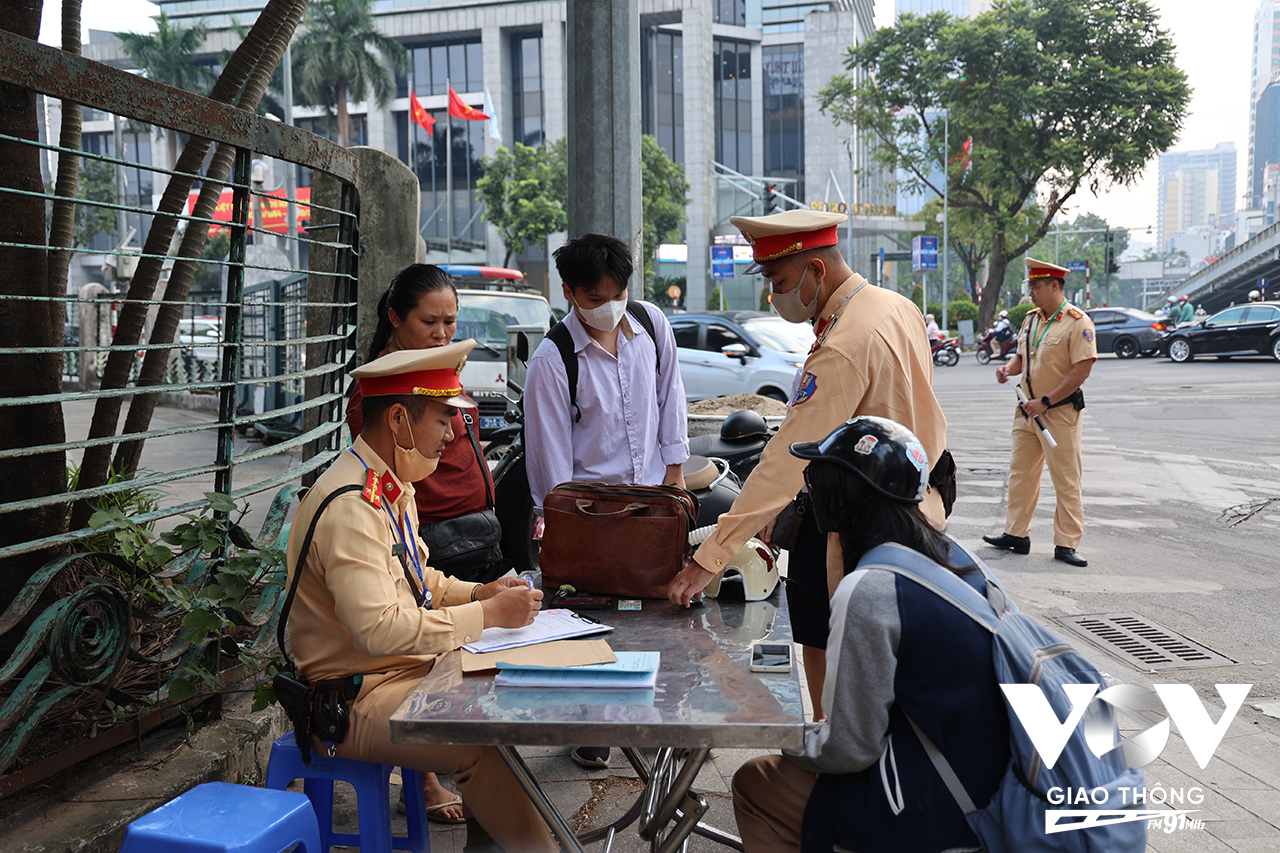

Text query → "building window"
[763,44,804,188]
[398,40,483,98]
[395,111,487,248]
[714,38,752,174]
[82,129,153,250]
[512,34,544,148]
[714,0,746,26]
[643,29,684,164]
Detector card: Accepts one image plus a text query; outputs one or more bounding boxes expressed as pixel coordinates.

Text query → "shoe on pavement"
[982,533,1031,554]
[571,746,610,768]
[1054,546,1087,567]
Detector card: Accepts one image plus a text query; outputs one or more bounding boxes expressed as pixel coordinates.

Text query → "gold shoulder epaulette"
[1066,306,1084,320]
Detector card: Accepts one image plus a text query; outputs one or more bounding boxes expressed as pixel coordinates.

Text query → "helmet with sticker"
[788,416,929,504]
[703,538,780,601]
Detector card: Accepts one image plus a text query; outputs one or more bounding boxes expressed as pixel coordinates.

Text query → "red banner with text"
[188,187,311,236]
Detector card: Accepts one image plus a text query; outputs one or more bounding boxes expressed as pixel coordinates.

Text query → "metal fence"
[0,29,360,789]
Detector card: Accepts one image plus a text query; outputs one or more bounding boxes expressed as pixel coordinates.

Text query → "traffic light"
[1105,247,1120,275]
[763,184,777,214]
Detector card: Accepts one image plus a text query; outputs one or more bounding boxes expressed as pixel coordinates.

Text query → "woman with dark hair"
[731,416,1010,853]
[345,264,496,825]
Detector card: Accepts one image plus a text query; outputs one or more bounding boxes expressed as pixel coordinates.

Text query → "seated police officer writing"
[282,341,556,853]
[732,417,1009,853]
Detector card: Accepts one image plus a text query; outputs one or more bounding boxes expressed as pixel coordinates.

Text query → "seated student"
[523,232,689,768]
[284,342,556,853]
[732,416,1010,853]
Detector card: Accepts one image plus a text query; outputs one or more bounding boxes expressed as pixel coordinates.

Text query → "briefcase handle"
[575,499,648,517]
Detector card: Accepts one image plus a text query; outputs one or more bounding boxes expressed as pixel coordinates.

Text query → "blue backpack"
[859,540,1147,853]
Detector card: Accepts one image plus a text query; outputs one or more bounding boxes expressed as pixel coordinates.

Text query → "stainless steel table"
[390,592,804,853]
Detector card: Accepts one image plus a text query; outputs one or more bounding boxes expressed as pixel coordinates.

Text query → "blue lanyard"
[349,449,426,592]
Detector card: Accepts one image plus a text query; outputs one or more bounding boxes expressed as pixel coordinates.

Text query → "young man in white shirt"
[523,232,689,768]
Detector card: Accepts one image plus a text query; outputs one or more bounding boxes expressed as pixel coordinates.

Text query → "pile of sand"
[687,393,788,417]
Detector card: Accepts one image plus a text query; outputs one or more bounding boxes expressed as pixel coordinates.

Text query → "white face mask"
[771,263,818,324]
[573,294,628,331]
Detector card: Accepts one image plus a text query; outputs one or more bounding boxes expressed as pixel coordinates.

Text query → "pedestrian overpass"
[1171,221,1280,311]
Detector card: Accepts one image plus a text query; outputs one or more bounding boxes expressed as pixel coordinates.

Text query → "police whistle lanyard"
[1031,300,1067,353]
[348,449,425,589]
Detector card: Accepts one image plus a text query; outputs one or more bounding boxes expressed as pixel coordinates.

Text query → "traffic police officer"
[983,258,1097,567]
[283,341,556,852]
[667,209,950,718]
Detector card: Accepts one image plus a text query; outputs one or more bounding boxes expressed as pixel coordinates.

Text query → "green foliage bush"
[947,300,979,322]
[1008,303,1036,329]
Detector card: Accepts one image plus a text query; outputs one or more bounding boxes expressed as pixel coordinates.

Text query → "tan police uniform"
[693,212,949,610]
[283,343,556,853]
[1004,275,1098,549]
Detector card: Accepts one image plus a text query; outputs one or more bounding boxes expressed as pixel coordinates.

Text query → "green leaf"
[205,491,238,514]
[251,681,277,712]
[228,524,254,549]
[181,609,223,641]
[168,677,198,703]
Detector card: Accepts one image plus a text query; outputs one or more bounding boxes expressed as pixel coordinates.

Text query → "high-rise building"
[78,0,913,311]
[1156,143,1237,249]
[1248,0,1280,208]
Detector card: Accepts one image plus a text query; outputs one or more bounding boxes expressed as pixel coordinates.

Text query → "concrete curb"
[0,691,288,853]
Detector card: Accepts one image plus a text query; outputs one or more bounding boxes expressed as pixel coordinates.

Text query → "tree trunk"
[113,0,306,478]
[336,81,349,148]
[0,0,68,611]
[46,0,82,327]
[978,230,1010,331]
[69,0,307,529]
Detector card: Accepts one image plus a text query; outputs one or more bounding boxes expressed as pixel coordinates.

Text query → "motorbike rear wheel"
[937,347,959,367]
[975,347,992,365]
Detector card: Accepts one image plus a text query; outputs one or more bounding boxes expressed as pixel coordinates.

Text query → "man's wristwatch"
[1041,395,1051,407]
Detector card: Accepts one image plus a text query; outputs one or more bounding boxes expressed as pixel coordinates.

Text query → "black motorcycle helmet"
[721,409,770,441]
[789,416,929,504]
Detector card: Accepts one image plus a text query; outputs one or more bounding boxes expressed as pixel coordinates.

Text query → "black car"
[1086,307,1170,358]
[1162,302,1280,362]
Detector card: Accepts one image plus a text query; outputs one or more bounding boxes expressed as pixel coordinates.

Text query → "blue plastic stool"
[264,732,430,853]
[119,781,321,853]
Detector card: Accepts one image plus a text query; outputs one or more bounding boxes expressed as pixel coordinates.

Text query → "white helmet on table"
[703,538,780,601]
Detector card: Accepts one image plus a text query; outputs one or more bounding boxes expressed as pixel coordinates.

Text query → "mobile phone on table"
[750,642,793,673]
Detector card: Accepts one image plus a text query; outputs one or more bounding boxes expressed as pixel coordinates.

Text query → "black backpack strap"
[546,319,581,423]
[461,411,494,509]
[277,484,363,671]
[625,300,661,376]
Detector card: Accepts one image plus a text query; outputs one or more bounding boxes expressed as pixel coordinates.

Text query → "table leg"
[656,793,707,853]
[493,744,585,853]
[641,748,709,839]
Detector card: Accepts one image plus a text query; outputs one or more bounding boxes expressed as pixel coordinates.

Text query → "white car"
[177,317,222,362]
[454,289,553,437]
[669,311,812,402]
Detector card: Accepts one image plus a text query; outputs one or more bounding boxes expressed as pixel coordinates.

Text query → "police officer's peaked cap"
[1025,257,1069,281]
[350,340,477,408]
[789,416,929,503]
[731,210,847,274]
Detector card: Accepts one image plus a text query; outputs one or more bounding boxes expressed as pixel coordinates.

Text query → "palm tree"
[292,0,408,148]
[117,13,215,169]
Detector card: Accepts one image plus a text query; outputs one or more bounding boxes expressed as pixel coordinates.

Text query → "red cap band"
[359,367,463,399]
[750,224,840,264]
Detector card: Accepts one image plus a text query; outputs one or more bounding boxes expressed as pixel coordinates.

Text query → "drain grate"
[1055,613,1236,671]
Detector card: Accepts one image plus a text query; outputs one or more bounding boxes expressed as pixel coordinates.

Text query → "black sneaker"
[570,746,610,768]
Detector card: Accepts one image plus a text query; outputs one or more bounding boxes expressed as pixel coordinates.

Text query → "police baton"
[1014,386,1058,448]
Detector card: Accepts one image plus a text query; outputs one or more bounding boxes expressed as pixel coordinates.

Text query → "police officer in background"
[983,258,1096,567]
[667,209,951,719]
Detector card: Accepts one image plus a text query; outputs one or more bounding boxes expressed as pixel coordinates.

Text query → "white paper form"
[461,608,614,654]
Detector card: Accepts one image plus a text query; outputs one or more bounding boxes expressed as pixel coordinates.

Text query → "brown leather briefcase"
[540,481,699,599]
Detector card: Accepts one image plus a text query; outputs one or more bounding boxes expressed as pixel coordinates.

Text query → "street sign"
[666,284,682,300]
[1259,276,1269,290]
[711,246,734,279]
[1066,260,1088,272]
[911,236,938,271]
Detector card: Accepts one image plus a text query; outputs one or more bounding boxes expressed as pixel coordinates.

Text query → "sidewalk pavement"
[8,396,1277,851]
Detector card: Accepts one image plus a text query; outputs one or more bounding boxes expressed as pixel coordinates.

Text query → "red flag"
[410,91,436,134]
[959,135,972,172]
[448,87,489,121]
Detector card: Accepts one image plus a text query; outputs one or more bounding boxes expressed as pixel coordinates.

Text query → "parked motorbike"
[931,336,960,367]
[975,328,1017,364]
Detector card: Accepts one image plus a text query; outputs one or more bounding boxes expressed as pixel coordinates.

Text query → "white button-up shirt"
[524,301,689,510]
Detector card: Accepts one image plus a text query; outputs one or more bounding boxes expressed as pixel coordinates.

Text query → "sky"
[42,0,1259,257]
